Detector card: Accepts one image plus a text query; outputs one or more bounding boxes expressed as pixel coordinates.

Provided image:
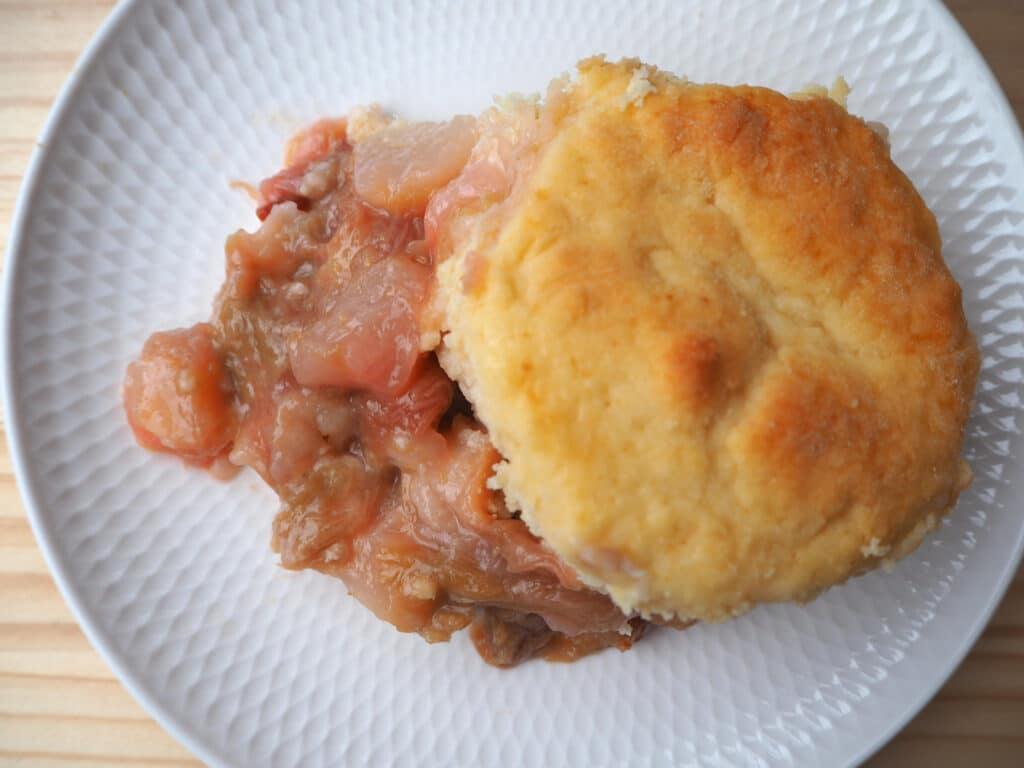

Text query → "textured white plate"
[4,1,1024,766]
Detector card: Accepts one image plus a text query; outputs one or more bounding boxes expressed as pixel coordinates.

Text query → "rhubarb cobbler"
[124,59,978,666]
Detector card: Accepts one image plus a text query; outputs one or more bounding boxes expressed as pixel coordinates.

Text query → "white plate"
[4,1,1024,766]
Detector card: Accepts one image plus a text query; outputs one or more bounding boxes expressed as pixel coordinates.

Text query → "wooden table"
[0,1,1021,765]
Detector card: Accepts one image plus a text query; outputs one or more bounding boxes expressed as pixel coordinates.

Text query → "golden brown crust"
[434,58,979,620]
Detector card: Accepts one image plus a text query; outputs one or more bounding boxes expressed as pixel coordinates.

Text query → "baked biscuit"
[433,58,979,621]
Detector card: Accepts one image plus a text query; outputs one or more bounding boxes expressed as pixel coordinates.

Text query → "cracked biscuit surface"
[434,58,979,621]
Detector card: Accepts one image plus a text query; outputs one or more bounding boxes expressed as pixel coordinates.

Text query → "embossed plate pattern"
[3,1,1024,766]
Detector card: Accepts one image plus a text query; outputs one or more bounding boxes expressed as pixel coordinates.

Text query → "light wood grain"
[0,1,1021,766]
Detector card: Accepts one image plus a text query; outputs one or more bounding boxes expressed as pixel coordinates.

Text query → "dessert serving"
[123,58,979,666]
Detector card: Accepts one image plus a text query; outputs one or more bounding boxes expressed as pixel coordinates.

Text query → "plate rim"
[846,1,1024,764]
[0,1,227,766]
[2,1,1023,766]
